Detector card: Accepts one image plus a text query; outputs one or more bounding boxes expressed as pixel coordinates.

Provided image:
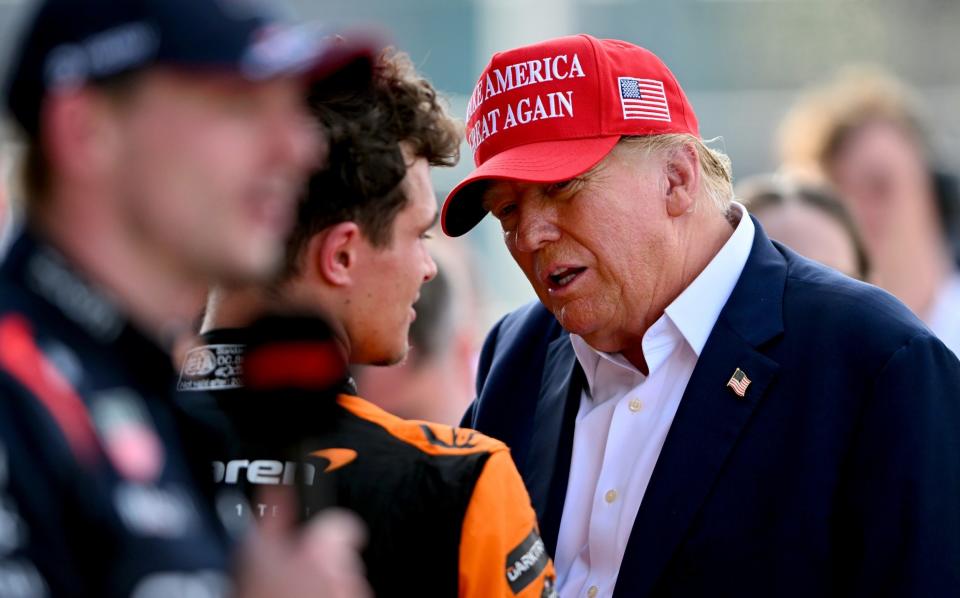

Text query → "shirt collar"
[3,229,126,343]
[571,333,637,402]
[570,202,755,398]
[1,229,176,389]
[571,316,685,403]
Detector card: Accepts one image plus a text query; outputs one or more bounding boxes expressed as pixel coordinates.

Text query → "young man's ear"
[305,222,362,286]
[664,142,701,218]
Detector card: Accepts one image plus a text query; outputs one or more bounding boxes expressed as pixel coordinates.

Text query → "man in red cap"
[445,34,960,598]
[0,0,377,596]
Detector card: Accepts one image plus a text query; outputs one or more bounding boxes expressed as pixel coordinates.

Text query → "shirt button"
[604,489,618,503]
[629,398,643,412]
[588,586,599,598]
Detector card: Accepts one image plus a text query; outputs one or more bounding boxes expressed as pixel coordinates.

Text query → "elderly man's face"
[483,142,684,351]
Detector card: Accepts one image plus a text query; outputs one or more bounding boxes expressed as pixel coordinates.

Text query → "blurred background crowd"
[2,0,959,425]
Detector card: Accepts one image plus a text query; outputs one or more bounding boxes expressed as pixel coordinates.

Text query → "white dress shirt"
[555,203,755,598]
[926,270,960,358]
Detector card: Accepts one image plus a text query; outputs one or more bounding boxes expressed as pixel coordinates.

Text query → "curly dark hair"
[281,48,461,278]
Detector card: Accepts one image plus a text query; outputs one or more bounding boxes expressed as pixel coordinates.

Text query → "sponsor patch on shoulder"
[506,528,549,594]
[91,389,165,483]
[177,344,245,391]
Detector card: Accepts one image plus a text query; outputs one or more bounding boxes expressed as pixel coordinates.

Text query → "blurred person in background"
[736,174,869,279]
[0,0,376,596]
[189,48,557,598]
[356,245,480,425]
[444,34,960,597]
[779,66,960,354]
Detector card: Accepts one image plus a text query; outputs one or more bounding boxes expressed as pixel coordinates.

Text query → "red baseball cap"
[441,34,699,237]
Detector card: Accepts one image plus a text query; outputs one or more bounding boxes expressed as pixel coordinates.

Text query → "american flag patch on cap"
[618,77,671,122]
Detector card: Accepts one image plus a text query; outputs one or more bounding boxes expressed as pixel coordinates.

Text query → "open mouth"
[547,266,587,291]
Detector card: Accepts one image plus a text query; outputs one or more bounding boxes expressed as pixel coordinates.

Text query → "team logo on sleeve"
[91,390,165,483]
[506,529,549,594]
[420,425,477,449]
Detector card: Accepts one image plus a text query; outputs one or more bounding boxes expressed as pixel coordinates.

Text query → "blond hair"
[777,65,929,181]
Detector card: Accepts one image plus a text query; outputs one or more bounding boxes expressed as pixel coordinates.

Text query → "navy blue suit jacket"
[463,222,960,597]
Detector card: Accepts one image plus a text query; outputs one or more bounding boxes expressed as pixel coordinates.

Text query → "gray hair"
[618,134,734,214]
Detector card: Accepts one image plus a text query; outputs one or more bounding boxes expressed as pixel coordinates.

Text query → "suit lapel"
[523,333,581,556]
[614,220,787,597]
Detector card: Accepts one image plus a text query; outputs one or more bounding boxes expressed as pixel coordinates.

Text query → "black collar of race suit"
[0,228,176,388]
[180,320,353,395]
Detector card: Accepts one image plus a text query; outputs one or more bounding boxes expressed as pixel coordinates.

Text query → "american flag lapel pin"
[726,368,751,398]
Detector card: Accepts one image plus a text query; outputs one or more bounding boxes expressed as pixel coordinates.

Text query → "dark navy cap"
[3,0,382,135]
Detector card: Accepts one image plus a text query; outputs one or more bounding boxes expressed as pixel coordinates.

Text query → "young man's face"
[348,155,439,366]
[109,69,322,285]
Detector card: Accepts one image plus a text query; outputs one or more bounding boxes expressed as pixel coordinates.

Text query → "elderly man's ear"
[664,143,701,217]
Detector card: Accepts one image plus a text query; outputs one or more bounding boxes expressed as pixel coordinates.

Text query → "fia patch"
[506,529,549,594]
[177,344,245,391]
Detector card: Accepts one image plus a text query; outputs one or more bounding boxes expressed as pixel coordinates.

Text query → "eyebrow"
[480,183,506,212]
[426,210,439,230]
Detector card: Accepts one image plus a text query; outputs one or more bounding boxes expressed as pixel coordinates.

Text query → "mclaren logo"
[212,460,317,486]
[212,449,358,486]
[310,448,357,473]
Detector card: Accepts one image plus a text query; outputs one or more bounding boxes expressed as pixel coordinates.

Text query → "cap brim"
[304,30,383,83]
[441,136,620,237]
[240,24,384,85]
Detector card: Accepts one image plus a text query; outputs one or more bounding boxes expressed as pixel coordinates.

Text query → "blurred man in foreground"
[0,148,10,252]
[186,48,557,598]
[0,0,375,595]
[444,35,960,597]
